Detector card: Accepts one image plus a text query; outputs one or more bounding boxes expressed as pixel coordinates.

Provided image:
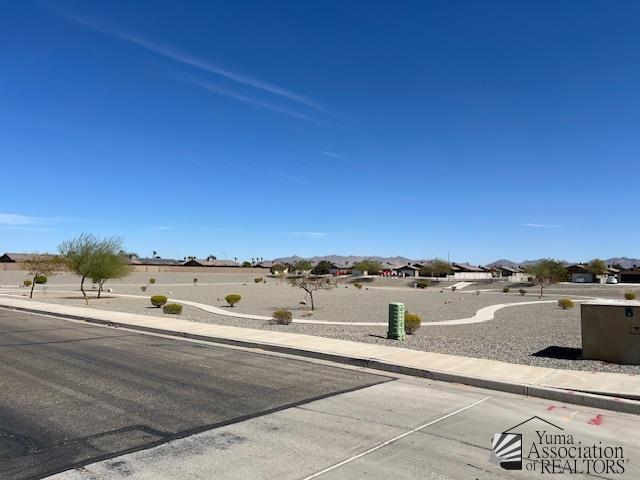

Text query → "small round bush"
[451,286,457,292]
[405,312,422,334]
[416,281,430,289]
[193,278,198,284]
[272,309,293,325]
[163,303,183,315]
[625,292,637,300]
[23,279,32,287]
[519,289,527,296]
[150,295,168,307]
[34,275,47,284]
[225,294,242,307]
[353,282,363,289]
[558,298,574,309]
[502,287,510,293]
[140,285,147,292]
[254,277,263,283]
[149,278,156,284]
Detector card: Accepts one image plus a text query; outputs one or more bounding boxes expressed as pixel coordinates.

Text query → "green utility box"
[388,302,406,341]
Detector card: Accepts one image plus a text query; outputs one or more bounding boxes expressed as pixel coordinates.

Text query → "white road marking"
[300,395,492,479]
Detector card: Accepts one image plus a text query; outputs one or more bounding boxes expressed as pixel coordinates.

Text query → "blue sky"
[1,0,639,263]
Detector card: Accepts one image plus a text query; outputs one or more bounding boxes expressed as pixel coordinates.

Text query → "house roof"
[330,262,352,269]
[255,261,275,268]
[393,264,420,271]
[495,265,523,273]
[452,263,487,272]
[0,253,55,262]
[620,267,640,274]
[183,259,240,267]
[135,257,184,266]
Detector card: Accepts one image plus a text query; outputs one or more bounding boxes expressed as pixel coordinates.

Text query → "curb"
[4,304,640,415]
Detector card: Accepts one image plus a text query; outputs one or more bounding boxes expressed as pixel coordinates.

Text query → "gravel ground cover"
[4,280,550,323]
[3,272,639,374]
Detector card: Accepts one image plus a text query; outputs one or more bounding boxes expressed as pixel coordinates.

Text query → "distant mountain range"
[272,255,640,268]
[272,255,420,266]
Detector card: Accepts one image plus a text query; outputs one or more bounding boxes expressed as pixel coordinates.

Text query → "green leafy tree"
[312,260,332,275]
[525,259,568,298]
[22,254,61,298]
[58,233,125,304]
[294,260,313,272]
[352,259,383,275]
[242,261,252,268]
[91,251,133,298]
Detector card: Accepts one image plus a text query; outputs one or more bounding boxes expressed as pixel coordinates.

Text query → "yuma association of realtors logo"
[490,416,625,475]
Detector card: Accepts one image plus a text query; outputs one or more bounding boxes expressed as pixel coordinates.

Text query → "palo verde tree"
[587,258,608,280]
[525,259,568,298]
[58,233,125,304]
[419,258,451,281]
[429,258,452,280]
[352,259,383,275]
[91,250,133,298]
[22,254,61,298]
[289,275,334,311]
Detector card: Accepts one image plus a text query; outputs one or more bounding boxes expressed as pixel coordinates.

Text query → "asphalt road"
[0,309,387,480]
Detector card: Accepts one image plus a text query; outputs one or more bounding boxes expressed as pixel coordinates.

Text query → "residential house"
[329,262,353,276]
[619,266,640,283]
[392,264,420,278]
[491,264,529,282]
[449,263,492,280]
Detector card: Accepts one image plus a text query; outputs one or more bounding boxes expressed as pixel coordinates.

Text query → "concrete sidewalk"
[2,295,640,414]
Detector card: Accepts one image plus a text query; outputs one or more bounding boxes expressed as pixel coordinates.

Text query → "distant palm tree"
[152,250,157,258]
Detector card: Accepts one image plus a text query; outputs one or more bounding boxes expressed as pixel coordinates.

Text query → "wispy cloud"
[151,225,171,231]
[0,213,73,226]
[183,76,319,124]
[286,232,326,238]
[522,223,560,229]
[58,12,324,112]
[320,151,344,159]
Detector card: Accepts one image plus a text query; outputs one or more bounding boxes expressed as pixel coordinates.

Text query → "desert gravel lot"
[2,271,639,374]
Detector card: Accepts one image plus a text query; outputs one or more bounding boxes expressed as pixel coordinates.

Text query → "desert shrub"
[140,285,147,292]
[254,277,263,283]
[150,295,168,307]
[502,287,510,293]
[451,286,457,292]
[23,279,32,287]
[149,278,156,284]
[558,298,574,309]
[416,281,431,289]
[272,309,293,325]
[475,290,481,295]
[519,289,527,296]
[225,294,241,307]
[405,312,422,334]
[193,278,198,284]
[353,282,363,289]
[163,303,183,314]
[34,274,48,284]
[625,292,637,300]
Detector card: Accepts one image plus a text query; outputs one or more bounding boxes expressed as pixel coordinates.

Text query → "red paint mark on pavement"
[588,414,604,426]
[547,406,556,411]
